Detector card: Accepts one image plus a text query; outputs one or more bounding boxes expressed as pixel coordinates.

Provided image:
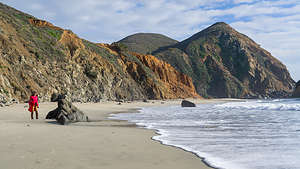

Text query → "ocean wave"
[112,100,300,169]
[214,101,300,111]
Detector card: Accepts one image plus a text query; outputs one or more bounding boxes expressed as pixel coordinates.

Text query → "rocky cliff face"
[291,81,300,98]
[129,52,199,99]
[0,2,199,104]
[153,22,295,98]
[0,2,295,103]
[98,43,199,99]
[28,18,62,31]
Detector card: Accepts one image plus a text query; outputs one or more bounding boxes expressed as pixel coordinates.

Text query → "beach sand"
[0,100,216,169]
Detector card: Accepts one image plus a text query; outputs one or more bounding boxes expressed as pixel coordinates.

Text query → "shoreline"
[0,99,225,169]
[107,99,233,169]
[151,136,219,169]
[108,107,218,169]
[106,100,217,169]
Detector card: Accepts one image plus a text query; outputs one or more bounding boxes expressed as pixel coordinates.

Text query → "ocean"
[111,99,300,169]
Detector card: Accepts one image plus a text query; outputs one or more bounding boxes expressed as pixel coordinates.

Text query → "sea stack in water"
[181,100,196,107]
[46,94,88,125]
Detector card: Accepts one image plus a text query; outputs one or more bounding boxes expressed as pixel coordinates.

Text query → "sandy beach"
[0,99,216,169]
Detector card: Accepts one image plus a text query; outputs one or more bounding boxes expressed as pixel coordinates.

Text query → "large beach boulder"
[181,100,196,107]
[46,94,88,125]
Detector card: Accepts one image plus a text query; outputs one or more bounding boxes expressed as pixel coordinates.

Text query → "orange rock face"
[0,2,204,103]
[59,30,85,57]
[28,18,62,30]
[97,43,119,55]
[103,42,200,99]
[98,43,200,99]
[131,53,200,99]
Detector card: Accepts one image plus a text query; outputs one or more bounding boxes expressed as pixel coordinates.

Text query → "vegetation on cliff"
[0,2,296,103]
[118,33,178,55]
[151,22,295,98]
[0,2,199,103]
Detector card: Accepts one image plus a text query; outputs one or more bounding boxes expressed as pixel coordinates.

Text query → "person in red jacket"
[28,91,39,120]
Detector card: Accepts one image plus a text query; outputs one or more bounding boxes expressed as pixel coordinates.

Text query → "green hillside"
[153,22,295,98]
[118,33,178,55]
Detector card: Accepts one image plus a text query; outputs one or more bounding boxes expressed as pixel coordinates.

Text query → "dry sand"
[0,99,221,169]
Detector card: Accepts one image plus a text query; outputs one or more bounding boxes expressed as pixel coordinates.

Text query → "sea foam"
[111,99,300,169]
[215,99,300,111]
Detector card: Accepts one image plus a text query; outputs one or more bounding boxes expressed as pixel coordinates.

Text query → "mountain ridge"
[0,2,199,104]
[118,33,178,55]
[0,2,296,104]
[151,22,295,98]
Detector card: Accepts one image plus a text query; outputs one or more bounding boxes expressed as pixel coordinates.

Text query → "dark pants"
[31,111,38,119]
[31,105,38,120]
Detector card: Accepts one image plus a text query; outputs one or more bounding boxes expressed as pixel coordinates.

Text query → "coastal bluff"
[292,81,300,98]
[0,2,295,103]
[0,2,198,103]
[121,23,295,98]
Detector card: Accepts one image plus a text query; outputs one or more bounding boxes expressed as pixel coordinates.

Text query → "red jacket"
[28,95,39,112]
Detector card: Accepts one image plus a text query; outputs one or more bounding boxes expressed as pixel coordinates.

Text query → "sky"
[1,0,300,81]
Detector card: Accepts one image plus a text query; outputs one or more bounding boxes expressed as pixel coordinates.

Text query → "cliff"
[98,43,199,99]
[0,2,295,103]
[291,81,300,98]
[129,52,199,99]
[152,22,295,98]
[0,2,199,104]
[28,18,62,31]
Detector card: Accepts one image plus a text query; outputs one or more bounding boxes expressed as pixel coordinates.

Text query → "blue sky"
[1,0,300,81]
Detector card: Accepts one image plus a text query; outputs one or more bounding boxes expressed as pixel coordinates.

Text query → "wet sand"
[0,100,217,169]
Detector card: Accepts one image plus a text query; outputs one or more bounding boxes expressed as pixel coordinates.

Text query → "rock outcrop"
[291,81,300,98]
[0,2,199,103]
[181,100,196,107]
[0,93,18,107]
[28,18,62,30]
[59,30,85,57]
[0,3,295,101]
[152,22,295,98]
[46,94,88,125]
[131,52,199,98]
[103,43,200,99]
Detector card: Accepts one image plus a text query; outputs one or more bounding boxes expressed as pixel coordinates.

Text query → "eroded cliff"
[152,22,295,98]
[0,2,199,104]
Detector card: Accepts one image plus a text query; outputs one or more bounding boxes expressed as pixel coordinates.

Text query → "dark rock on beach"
[0,2,295,102]
[181,100,196,107]
[46,94,88,125]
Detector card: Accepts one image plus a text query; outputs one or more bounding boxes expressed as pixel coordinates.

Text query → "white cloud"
[233,0,256,4]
